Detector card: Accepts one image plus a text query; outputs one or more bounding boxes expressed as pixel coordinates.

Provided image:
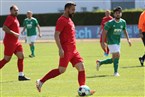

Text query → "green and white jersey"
[23,17,38,36]
[104,18,126,45]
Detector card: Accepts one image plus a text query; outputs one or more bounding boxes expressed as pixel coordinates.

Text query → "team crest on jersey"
[120,25,123,29]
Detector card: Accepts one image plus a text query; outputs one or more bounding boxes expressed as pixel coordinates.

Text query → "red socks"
[17,59,24,72]
[78,71,86,86]
[40,69,86,86]
[0,59,24,72]
[0,59,8,69]
[40,69,61,83]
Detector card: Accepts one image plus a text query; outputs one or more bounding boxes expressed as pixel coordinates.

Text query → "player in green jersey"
[96,6,132,76]
[21,11,41,57]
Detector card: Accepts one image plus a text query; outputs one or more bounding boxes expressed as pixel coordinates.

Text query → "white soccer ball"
[78,85,91,96]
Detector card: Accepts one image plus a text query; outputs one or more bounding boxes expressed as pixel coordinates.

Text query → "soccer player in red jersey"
[98,10,113,56]
[0,5,30,81]
[138,10,145,66]
[36,2,95,95]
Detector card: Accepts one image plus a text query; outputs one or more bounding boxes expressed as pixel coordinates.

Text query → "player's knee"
[58,68,66,74]
[75,62,85,71]
[113,53,120,58]
[116,53,120,58]
[18,56,24,59]
[4,57,11,62]
[78,64,85,71]
[18,54,24,59]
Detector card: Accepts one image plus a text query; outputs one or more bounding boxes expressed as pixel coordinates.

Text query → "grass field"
[0,39,144,97]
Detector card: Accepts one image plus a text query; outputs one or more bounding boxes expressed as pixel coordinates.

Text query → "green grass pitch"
[0,39,144,97]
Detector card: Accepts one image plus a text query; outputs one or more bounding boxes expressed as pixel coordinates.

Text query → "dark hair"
[64,2,76,9]
[113,6,122,13]
[10,6,14,11]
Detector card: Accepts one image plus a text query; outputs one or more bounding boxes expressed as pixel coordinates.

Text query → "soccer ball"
[78,85,91,96]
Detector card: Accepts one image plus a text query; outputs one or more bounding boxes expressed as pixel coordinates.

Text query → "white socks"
[19,72,24,76]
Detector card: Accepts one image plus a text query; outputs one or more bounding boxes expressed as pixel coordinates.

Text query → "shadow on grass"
[121,65,144,69]
[86,75,112,78]
[76,95,89,97]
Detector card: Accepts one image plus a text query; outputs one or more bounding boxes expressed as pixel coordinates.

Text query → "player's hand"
[13,32,20,38]
[59,49,64,58]
[139,33,143,38]
[128,40,132,47]
[21,31,25,35]
[38,33,42,38]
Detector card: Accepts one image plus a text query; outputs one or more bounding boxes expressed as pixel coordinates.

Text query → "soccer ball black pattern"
[78,85,90,96]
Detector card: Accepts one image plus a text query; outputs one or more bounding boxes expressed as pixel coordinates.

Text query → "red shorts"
[100,33,107,43]
[4,42,23,56]
[59,51,83,68]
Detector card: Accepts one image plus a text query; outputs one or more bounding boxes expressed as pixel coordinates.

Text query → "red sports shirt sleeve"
[3,16,13,27]
[55,19,66,33]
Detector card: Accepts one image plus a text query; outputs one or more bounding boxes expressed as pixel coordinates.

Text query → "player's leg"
[36,66,65,92]
[28,36,34,57]
[106,44,109,55]
[0,43,14,69]
[72,52,95,95]
[139,33,145,66]
[74,62,85,86]
[36,52,69,92]
[15,51,30,81]
[104,37,109,55]
[108,44,120,76]
[0,55,11,69]
[29,42,35,57]
[14,44,30,81]
[96,58,113,71]
[112,52,120,76]
[29,36,37,57]
[96,44,113,70]
[100,34,109,56]
[39,55,70,83]
[96,44,120,72]
[26,36,33,57]
[40,66,65,83]
[100,34,107,56]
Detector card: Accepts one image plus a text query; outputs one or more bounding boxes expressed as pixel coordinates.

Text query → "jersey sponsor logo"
[120,25,123,29]
[113,29,122,35]
[26,22,33,29]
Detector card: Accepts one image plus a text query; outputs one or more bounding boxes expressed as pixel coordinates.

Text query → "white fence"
[0,25,139,41]
[0,26,55,41]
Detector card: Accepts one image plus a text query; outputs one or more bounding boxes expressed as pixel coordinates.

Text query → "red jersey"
[101,16,113,29]
[55,16,76,52]
[3,15,20,43]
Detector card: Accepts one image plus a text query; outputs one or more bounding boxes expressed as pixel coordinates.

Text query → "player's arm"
[123,30,131,46]
[138,12,144,38]
[2,25,19,38]
[37,24,42,37]
[101,29,107,49]
[54,31,64,58]
[101,21,110,49]
[123,20,131,46]
[21,26,26,35]
[98,19,104,35]
[98,26,103,35]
